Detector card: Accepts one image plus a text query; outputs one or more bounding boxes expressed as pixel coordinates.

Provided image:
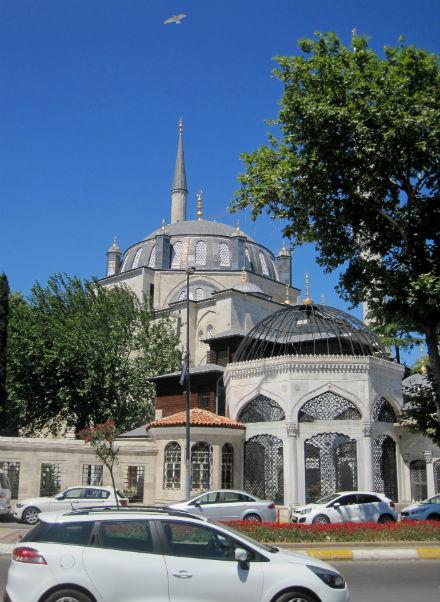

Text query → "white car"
[13,486,128,525]
[0,469,12,518]
[401,494,440,521]
[169,489,277,522]
[5,507,349,602]
[291,491,397,525]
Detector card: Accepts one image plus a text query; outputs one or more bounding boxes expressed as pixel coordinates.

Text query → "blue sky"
[1,0,439,363]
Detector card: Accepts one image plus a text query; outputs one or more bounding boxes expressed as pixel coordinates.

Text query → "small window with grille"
[198,387,210,409]
[124,466,145,503]
[82,464,103,486]
[245,247,252,270]
[195,241,207,265]
[221,443,234,489]
[191,442,212,490]
[148,245,156,268]
[206,324,214,339]
[40,463,62,497]
[259,252,269,276]
[219,243,230,267]
[171,241,183,269]
[195,288,204,301]
[0,461,20,499]
[132,248,143,269]
[164,442,181,490]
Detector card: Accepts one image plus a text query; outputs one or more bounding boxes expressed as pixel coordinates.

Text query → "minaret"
[106,237,121,276]
[171,118,188,223]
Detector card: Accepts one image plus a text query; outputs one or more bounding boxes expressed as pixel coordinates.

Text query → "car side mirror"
[234,548,249,569]
[333,502,340,509]
[55,494,64,500]
[193,499,202,507]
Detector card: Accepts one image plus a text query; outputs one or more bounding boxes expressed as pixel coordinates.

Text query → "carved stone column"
[285,422,299,506]
[424,450,435,497]
[362,422,374,492]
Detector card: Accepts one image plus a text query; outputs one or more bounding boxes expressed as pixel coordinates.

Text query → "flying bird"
[164,14,187,25]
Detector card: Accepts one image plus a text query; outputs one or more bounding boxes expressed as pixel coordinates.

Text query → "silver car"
[169,489,277,522]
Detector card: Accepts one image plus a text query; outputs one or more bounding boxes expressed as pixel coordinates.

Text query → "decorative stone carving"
[423,450,433,463]
[286,422,299,437]
[363,422,372,437]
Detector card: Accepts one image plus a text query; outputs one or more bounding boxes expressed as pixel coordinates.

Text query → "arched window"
[219,243,230,267]
[206,324,214,339]
[434,459,440,494]
[238,395,285,423]
[259,252,269,276]
[148,245,156,268]
[221,443,234,489]
[191,442,212,490]
[195,241,207,265]
[132,248,143,269]
[171,241,183,269]
[195,288,204,301]
[304,433,357,503]
[373,434,398,501]
[244,434,284,503]
[410,460,427,501]
[372,397,398,423]
[298,392,361,422]
[163,442,181,489]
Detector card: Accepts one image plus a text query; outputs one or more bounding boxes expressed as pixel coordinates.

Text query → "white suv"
[5,507,350,602]
[13,486,128,525]
[291,491,397,525]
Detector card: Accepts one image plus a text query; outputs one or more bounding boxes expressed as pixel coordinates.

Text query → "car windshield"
[315,493,340,504]
[211,520,278,553]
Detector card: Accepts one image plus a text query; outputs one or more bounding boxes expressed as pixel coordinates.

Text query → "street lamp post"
[184,266,195,500]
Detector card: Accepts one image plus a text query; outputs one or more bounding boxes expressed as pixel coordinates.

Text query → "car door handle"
[172,570,193,579]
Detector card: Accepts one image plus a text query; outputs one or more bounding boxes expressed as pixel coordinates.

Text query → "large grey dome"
[145,220,255,242]
[234,303,388,362]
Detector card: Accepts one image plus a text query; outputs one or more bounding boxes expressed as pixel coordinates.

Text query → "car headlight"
[15,503,24,509]
[307,565,345,589]
[300,508,312,515]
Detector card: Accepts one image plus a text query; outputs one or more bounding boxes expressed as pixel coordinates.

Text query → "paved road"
[1,556,439,600]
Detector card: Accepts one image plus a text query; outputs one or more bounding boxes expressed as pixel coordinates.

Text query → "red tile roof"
[147,408,245,430]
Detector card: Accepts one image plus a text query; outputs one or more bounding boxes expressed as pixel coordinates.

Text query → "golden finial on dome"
[278,240,290,257]
[284,283,292,305]
[303,272,313,305]
[196,190,203,220]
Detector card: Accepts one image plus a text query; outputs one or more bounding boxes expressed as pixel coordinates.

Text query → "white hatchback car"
[5,507,350,602]
[291,491,397,525]
[13,486,128,525]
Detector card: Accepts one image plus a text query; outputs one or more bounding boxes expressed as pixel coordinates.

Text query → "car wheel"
[274,590,319,602]
[378,514,395,524]
[22,506,40,525]
[311,514,330,525]
[43,589,93,602]
[427,513,440,521]
[244,513,262,522]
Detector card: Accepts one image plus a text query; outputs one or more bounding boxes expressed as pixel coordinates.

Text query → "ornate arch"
[372,397,398,423]
[244,434,284,503]
[238,394,285,423]
[298,391,361,422]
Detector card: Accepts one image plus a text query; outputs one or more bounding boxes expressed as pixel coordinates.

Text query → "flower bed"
[224,520,440,543]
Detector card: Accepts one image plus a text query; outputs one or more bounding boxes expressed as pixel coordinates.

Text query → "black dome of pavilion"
[234,303,388,362]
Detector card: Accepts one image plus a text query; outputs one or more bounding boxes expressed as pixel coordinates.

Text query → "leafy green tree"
[79,420,121,508]
[369,320,423,364]
[233,32,440,420]
[0,274,10,435]
[7,274,181,435]
[401,369,440,447]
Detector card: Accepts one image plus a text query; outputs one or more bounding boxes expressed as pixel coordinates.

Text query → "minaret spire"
[171,117,188,223]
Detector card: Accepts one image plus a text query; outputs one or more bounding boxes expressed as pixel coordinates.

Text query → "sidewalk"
[1,525,439,559]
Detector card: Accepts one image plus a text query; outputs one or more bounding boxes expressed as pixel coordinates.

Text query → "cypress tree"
[0,273,9,433]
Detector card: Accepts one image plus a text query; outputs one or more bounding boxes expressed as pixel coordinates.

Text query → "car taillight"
[268,503,275,509]
[119,499,128,507]
[13,547,47,565]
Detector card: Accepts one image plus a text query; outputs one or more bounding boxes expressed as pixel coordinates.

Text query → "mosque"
[1,123,439,509]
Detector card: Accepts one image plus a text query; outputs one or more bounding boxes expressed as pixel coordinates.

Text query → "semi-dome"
[234,303,388,362]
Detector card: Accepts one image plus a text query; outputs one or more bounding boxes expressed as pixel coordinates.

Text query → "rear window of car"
[21,521,94,546]
[357,494,381,504]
